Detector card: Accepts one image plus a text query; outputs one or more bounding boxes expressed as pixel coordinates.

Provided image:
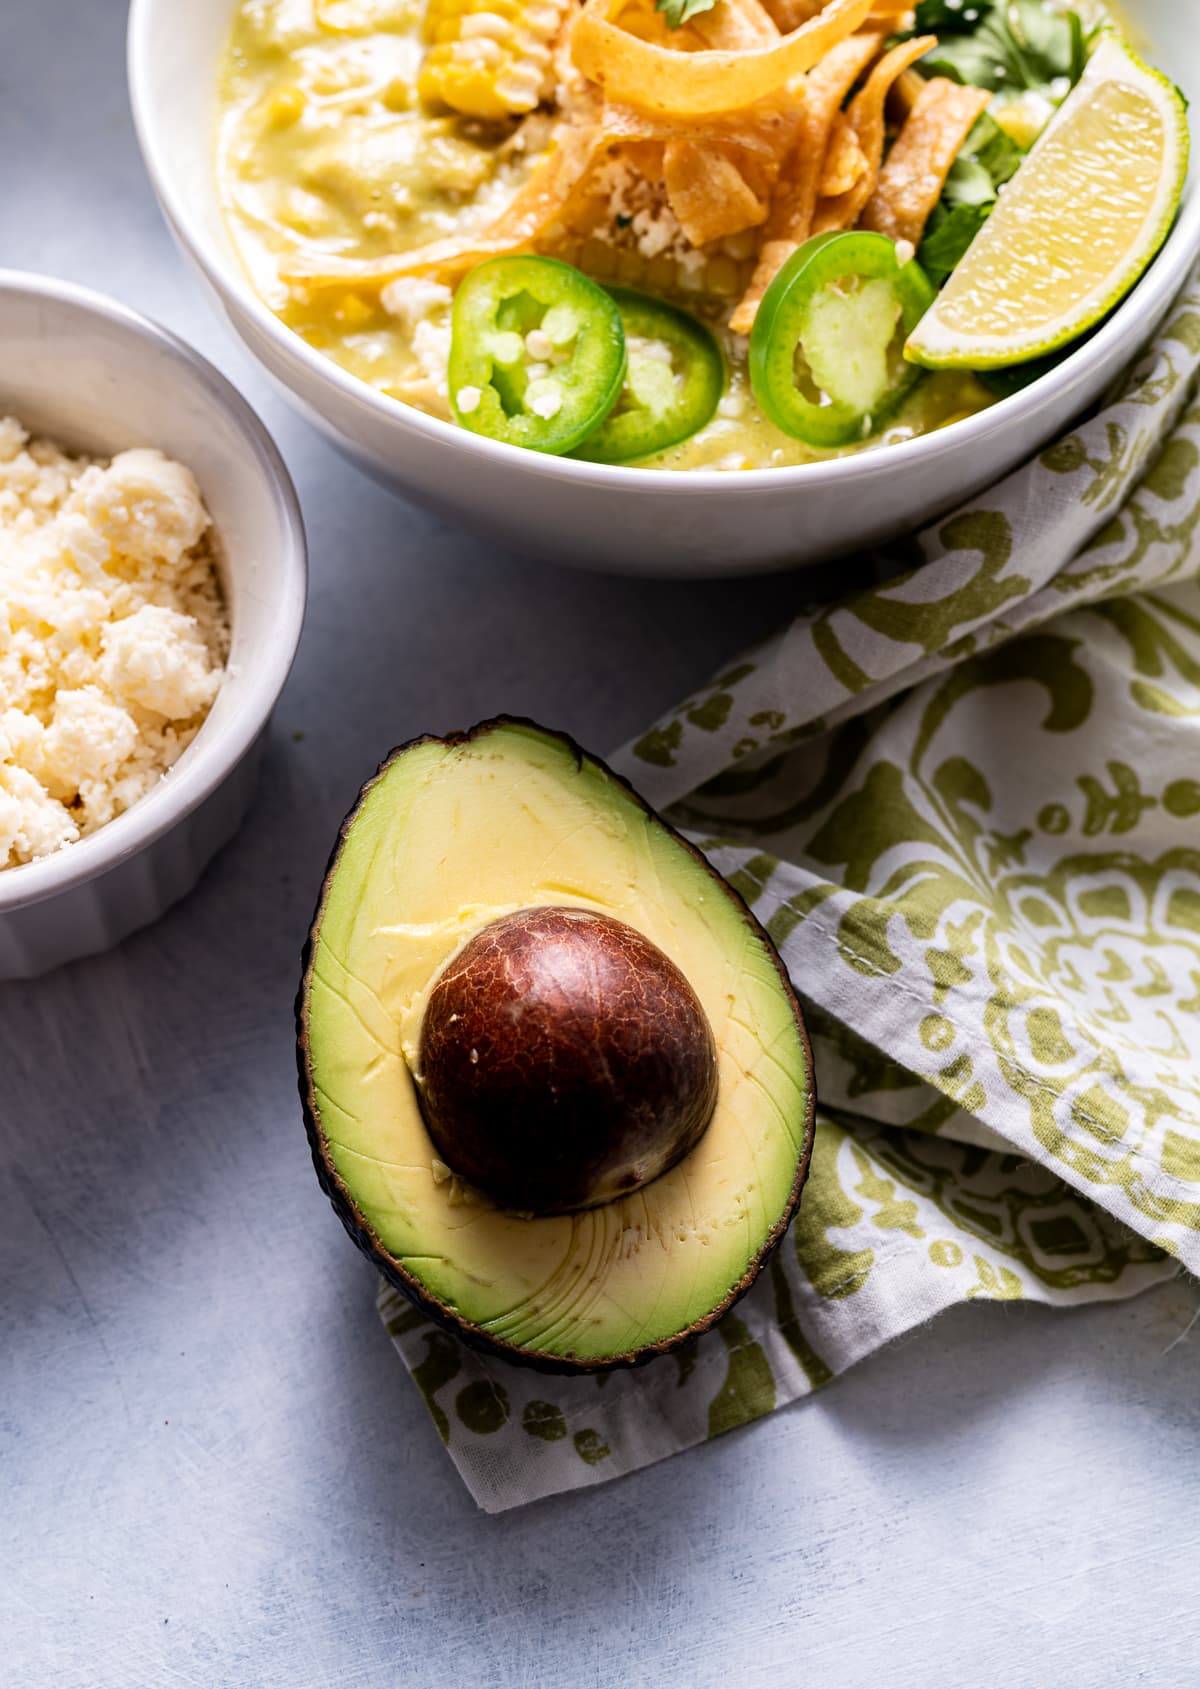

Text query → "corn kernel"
[265,86,305,128]
[646,254,679,295]
[337,293,375,328]
[418,0,567,118]
[706,257,740,297]
[381,77,412,112]
[315,0,369,31]
[722,229,757,262]
[581,237,618,279]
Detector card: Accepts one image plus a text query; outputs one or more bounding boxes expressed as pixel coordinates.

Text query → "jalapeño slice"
[448,256,626,454]
[573,290,725,464]
[749,232,936,448]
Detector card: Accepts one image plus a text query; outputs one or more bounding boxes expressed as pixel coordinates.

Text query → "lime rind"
[905,35,1191,372]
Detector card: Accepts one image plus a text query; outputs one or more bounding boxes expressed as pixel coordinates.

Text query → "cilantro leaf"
[1011,0,1085,86]
[656,0,719,27]
[941,155,1000,209]
[918,31,1010,90]
[912,0,1086,97]
[965,111,1023,185]
[918,202,994,285]
[913,0,995,28]
[916,115,1026,284]
[980,345,1074,396]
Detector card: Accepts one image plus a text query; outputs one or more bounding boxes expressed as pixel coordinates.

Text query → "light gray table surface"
[3,4,1199,1686]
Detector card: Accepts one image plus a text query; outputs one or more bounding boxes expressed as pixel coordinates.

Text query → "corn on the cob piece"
[419,0,569,120]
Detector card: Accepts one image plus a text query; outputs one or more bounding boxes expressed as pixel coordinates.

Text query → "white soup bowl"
[129,0,1198,577]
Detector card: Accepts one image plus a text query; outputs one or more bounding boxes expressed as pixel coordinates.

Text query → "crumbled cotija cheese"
[381,277,454,409]
[592,156,701,270]
[0,417,229,870]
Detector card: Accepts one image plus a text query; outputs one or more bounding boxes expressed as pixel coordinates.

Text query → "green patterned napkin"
[380,268,1200,1512]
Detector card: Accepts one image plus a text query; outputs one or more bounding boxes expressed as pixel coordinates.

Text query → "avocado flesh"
[302,720,813,1366]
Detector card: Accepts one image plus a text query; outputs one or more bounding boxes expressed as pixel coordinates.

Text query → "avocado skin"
[295,717,816,1376]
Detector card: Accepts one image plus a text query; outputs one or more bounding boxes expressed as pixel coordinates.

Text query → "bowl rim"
[128,0,1200,496]
[0,268,308,913]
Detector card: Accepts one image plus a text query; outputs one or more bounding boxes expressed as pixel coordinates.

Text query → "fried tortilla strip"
[604,81,804,242]
[728,29,883,333]
[663,138,771,243]
[890,64,928,121]
[599,94,802,156]
[552,0,591,105]
[570,0,875,119]
[624,0,782,243]
[818,111,868,197]
[656,36,805,248]
[694,0,780,47]
[280,125,606,293]
[767,0,906,20]
[862,76,992,245]
[612,0,709,48]
[812,33,935,234]
[770,0,903,32]
[762,0,824,32]
[593,0,773,53]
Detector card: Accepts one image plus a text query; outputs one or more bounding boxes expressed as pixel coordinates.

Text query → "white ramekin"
[127,0,1199,577]
[0,272,307,979]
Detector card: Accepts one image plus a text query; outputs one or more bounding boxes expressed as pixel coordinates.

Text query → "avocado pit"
[416,906,719,1215]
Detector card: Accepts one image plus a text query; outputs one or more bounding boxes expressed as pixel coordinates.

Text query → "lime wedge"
[906,35,1190,371]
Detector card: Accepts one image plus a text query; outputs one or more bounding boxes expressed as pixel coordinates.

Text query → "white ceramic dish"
[0,273,307,980]
[129,0,1198,578]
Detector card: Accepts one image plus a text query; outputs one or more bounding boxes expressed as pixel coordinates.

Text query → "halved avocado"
[297,718,815,1373]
